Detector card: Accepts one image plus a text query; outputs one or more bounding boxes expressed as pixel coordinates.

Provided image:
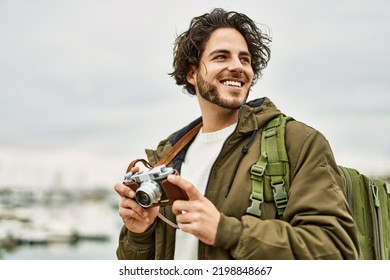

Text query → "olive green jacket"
[117,97,359,259]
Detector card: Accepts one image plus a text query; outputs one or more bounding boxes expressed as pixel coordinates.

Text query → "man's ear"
[186,65,197,86]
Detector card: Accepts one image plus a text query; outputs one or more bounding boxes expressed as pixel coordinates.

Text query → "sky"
[0,0,389,190]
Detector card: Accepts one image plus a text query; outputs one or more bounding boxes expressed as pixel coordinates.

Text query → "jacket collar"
[168,97,282,171]
[235,97,282,135]
[170,97,282,145]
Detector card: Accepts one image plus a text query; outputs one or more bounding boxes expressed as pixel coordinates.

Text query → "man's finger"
[114,182,135,198]
[167,174,202,200]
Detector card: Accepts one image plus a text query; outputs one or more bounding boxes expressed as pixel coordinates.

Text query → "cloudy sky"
[0,0,389,189]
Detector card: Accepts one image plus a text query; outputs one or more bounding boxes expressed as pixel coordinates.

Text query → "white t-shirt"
[174,123,236,260]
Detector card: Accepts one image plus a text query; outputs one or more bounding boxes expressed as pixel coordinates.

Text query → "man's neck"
[198,100,239,133]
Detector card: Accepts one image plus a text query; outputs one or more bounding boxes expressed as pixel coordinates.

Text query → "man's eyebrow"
[209,49,229,57]
[208,49,252,57]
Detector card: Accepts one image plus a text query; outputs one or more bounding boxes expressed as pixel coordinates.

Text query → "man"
[114,8,359,259]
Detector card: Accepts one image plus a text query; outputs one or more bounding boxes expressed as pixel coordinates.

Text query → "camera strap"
[126,158,154,172]
[125,122,202,229]
[126,122,202,172]
[156,122,203,167]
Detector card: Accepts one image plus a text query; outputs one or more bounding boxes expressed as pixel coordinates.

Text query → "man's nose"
[227,57,244,73]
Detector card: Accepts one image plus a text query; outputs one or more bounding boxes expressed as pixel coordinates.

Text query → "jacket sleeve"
[116,222,157,260]
[215,123,359,259]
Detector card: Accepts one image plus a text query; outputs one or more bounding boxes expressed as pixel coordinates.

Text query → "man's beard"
[196,73,249,110]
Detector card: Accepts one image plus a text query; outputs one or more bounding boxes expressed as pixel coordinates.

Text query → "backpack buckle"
[272,181,288,215]
[246,195,262,217]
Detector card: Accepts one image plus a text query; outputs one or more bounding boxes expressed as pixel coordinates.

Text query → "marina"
[0,186,122,260]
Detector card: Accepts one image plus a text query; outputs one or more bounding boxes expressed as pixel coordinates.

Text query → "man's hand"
[114,166,159,234]
[169,174,220,246]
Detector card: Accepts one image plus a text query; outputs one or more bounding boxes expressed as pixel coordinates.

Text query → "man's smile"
[220,79,243,88]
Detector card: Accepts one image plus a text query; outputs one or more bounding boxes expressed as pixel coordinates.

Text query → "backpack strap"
[247,115,292,218]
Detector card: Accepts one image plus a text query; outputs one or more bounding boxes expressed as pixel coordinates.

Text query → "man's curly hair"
[169,8,272,95]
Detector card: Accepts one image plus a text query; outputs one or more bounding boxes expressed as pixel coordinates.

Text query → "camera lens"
[135,180,161,207]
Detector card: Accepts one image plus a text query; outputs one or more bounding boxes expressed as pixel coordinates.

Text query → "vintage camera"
[123,165,188,208]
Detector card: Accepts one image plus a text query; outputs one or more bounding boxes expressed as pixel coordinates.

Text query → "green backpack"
[247,114,390,260]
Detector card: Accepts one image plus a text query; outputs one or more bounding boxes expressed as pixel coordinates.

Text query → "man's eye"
[241,57,251,63]
[214,55,226,60]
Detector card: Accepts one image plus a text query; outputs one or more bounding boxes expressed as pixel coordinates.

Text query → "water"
[0,199,123,260]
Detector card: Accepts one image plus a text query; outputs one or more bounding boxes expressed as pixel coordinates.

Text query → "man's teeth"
[222,80,242,88]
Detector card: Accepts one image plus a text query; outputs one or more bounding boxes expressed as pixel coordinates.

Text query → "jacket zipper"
[340,167,384,259]
[369,179,384,259]
[199,106,259,259]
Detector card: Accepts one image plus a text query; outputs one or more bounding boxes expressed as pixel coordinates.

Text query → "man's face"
[187,28,254,110]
